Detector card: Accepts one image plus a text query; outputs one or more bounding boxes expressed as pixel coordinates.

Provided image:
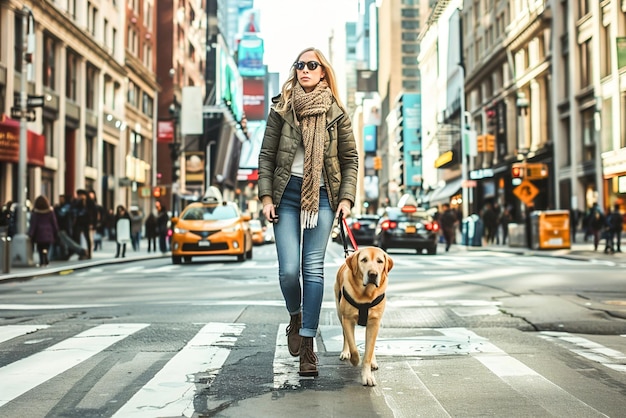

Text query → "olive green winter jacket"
[257,99,359,212]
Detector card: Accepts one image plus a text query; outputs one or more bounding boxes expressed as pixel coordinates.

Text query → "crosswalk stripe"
[273,323,318,389]
[0,323,148,408]
[111,322,245,418]
[0,325,49,344]
[458,328,608,417]
[539,331,626,372]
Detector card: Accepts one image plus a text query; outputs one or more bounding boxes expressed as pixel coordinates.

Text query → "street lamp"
[459,65,469,220]
[594,97,604,208]
[168,98,181,216]
[12,6,36,266]
[516,92,531,248]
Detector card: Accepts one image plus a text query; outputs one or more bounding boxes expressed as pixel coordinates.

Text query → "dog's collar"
[339,286,385,326]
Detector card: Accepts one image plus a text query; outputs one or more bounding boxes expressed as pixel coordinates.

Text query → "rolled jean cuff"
[299,328,317,338]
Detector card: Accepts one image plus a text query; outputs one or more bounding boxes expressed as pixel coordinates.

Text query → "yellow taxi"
[170,188,253,263]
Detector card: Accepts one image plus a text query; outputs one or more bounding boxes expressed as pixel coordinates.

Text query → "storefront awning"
[0,114,45,167]
[428,177,462,206]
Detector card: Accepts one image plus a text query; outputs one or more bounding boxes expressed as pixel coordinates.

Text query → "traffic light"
[511,163,525,178]
[373,156,382,170]
[485,134,495,152]
[486,106,496,128]
[152,186,166,198]
[476,135,485,152]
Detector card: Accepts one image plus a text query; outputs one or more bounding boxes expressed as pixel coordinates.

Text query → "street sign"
[10,106,36,122]
[27,95,45,108]
[513,180,539,205]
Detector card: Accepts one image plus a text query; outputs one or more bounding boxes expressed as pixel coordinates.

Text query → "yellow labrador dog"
[334,246,393,386]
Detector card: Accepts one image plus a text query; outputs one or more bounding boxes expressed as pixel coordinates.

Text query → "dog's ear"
[347,250,360,274]
[384,253,394,273]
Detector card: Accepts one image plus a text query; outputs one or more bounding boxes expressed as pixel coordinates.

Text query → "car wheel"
[246,246,253,259]
[184,256,192,263]
[172,255,182,264]
[427,246,437,255]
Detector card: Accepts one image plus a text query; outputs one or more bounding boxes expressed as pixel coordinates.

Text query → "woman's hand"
[262,202,277,223]
[336,200,351,219]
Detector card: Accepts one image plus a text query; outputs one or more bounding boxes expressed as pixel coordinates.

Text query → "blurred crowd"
[0,190,171,266]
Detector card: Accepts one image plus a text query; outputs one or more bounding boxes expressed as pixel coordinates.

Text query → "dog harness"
[339,287,385,326]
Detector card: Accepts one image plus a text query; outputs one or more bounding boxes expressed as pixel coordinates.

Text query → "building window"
[142,92,153,117]
[113,81,121,110]
[66,0,77,19]
[127,27,138,56]
[578,0,590,18]
[581,107,595,162]
[86,63,97,110]
[66,49,78,101]
[127,81,139,108]
[43,118,55,156]
[580,39,592,89]
[601,22,611,78]
[104,19,109,49]
[143,43,152,69]
[86,134,95,167]
[43,33,56,90]
[87,2,98,36]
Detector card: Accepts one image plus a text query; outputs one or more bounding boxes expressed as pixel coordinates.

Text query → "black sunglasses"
[293,61,322,71]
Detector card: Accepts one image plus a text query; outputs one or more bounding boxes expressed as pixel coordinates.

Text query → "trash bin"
[461,214,483,247]
[0,227,10,274]
[530,210,571,250]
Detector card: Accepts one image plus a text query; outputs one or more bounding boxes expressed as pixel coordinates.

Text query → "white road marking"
[111,322,244,418]
[273,323,317,389]
[540,331,626,372]
[0,325,50,344]
[0,304,116,310]
[0,323,148,408]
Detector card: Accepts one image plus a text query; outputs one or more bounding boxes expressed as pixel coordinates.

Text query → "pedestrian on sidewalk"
[258,47,358,377]
[28,195,59,267]
[156,201,170,253]
[114,205,131,258]
[439,203,457,252]
[145,212,157,252]
[607,203,623,253]
[587,203,605,251]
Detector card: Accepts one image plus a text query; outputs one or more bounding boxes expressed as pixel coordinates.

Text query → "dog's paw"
[371,361,378,370]
[350,351,360,367]
[361,369,377,386]
[339,350,351,361]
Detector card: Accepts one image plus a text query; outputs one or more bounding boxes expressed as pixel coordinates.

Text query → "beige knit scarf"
[292,80,333,229]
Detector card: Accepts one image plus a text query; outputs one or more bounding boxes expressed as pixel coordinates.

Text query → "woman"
[155,201,169,253]
[145,212,158,253]
[114,205,131,258]
[257,47,359,377]
[28,195,59,267]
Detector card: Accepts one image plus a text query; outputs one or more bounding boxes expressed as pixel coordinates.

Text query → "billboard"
[402,93,422,188]
[239,120,265,169]
[238,35,265,77]
[218,47,244,121]
[363,125,377,153]
[243,77,266,121]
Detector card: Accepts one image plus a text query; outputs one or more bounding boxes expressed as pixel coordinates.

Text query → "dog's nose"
[367,271,379,285]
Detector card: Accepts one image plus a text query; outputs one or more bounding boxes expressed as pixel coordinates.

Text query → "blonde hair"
[275,47,345,114]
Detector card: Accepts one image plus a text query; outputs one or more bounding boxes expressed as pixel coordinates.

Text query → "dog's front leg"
[340,316,360,367]
[361,319,381,386]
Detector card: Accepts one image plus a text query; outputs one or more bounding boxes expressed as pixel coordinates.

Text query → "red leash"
[338,215,358,258]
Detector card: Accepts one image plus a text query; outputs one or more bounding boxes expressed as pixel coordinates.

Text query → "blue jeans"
[274,176,335,338]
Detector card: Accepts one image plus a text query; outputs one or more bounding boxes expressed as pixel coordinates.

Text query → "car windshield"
[182,204,239,221]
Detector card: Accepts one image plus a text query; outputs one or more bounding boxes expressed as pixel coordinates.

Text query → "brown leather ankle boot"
[299,336,318,377]
[286,312,302,356]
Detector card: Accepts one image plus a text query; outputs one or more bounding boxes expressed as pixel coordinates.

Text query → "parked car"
[349,214,380,246]
[373,204,439,254]
[169,188,253,263]
[249,219,265,246]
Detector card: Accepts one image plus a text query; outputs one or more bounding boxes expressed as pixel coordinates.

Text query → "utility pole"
[11,7,35,267]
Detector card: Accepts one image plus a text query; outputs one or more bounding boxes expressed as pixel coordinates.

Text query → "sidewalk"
[1,238,167,282]
[0,233,623,283]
